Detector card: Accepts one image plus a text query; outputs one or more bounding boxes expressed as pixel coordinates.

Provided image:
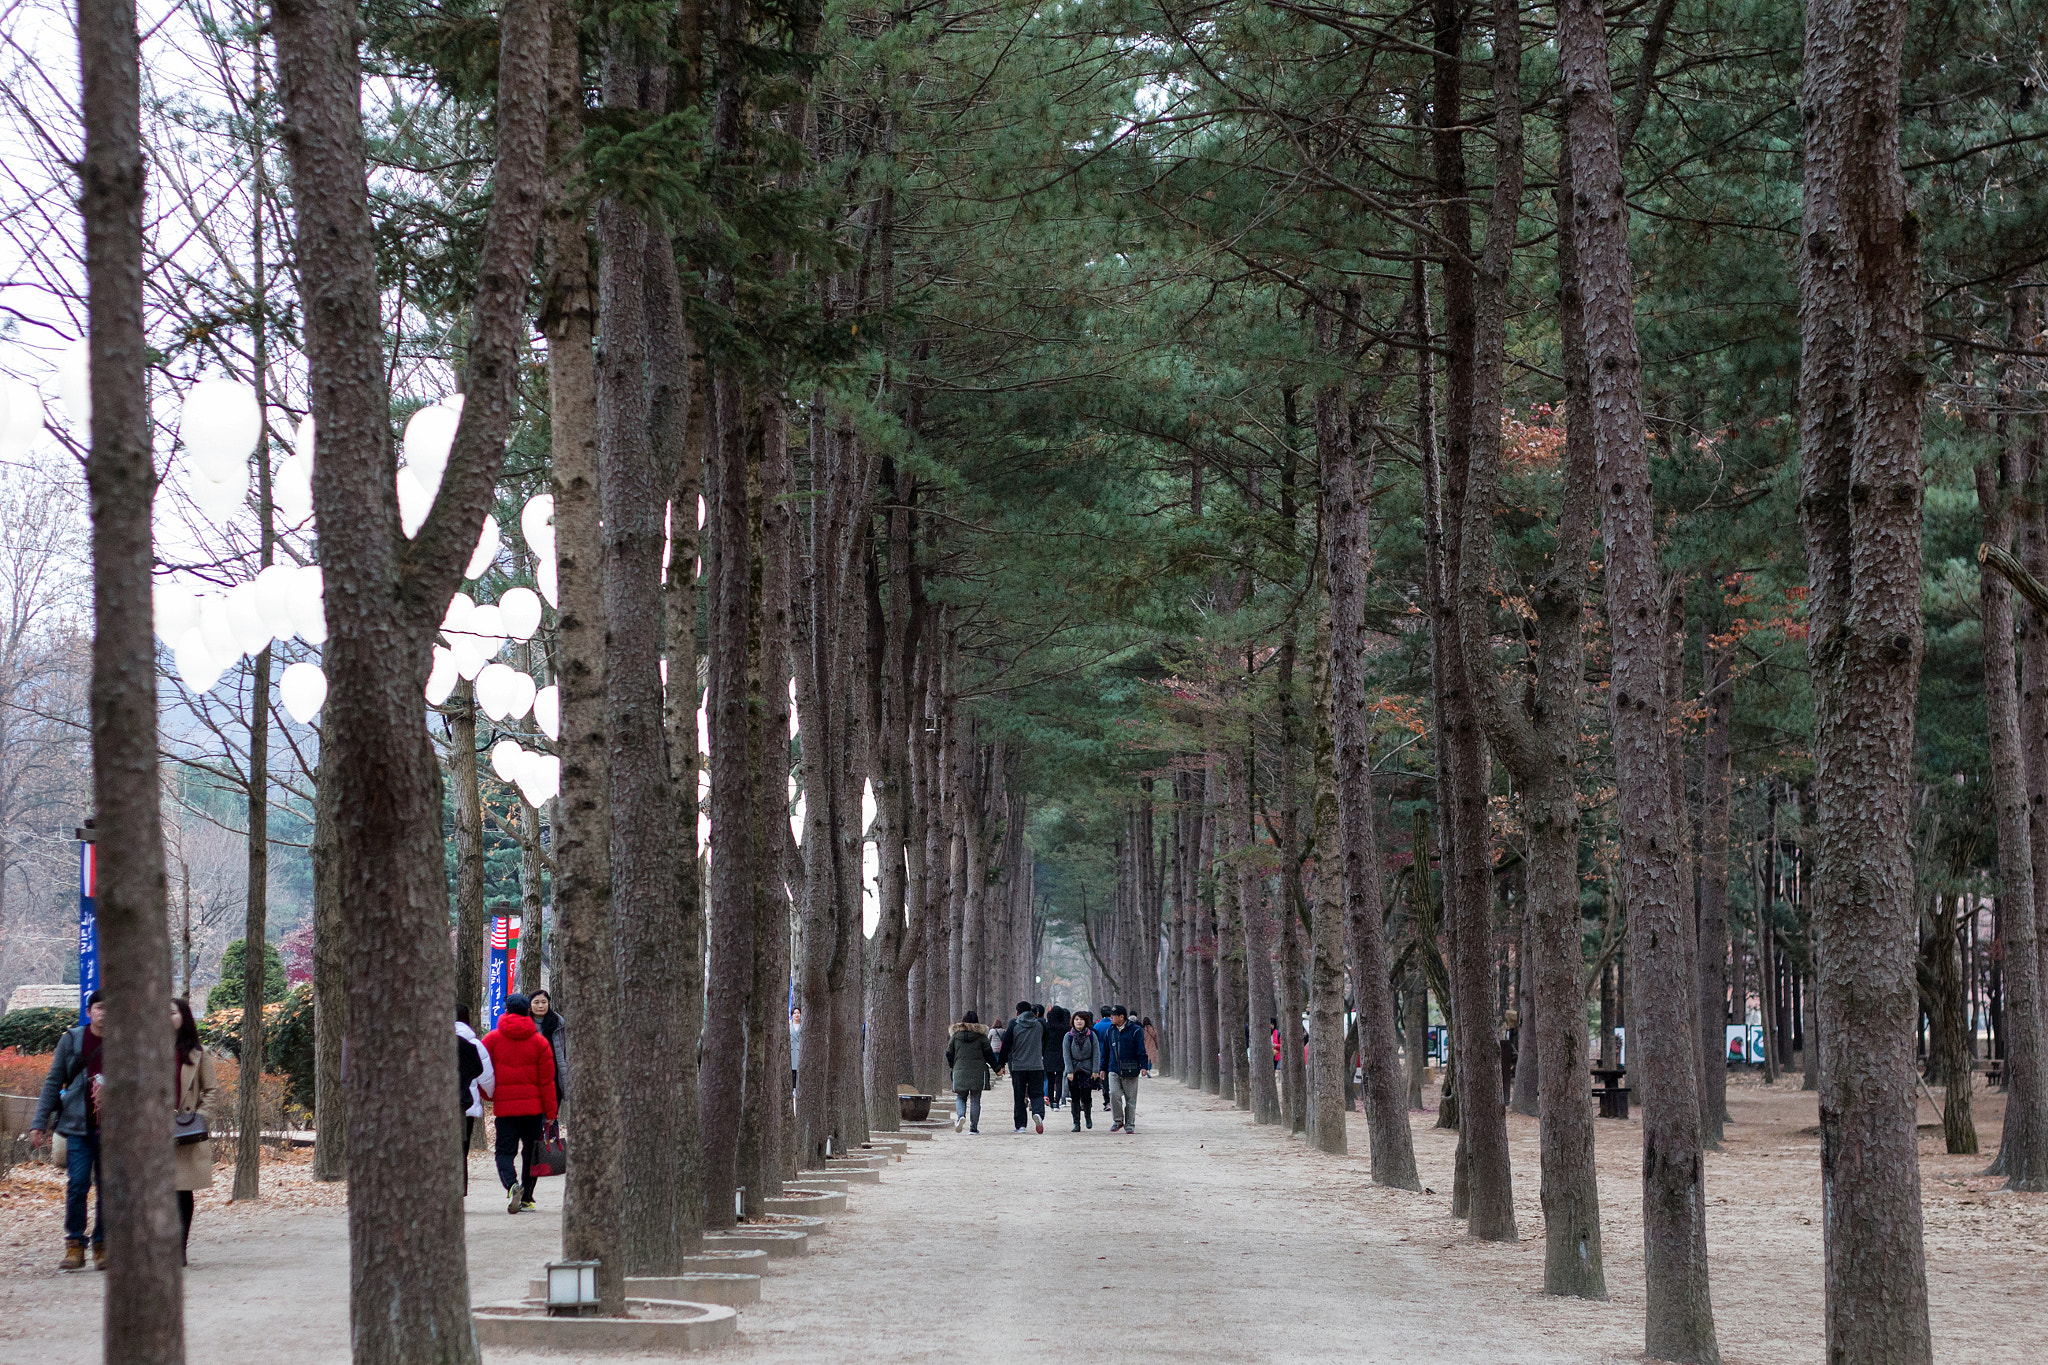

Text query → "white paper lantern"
[225,582,273,656]
[278,661,327,723]
[294,412,316,463]
[253,563,299,640]
[441,591,475,637]
[179,379,262,481]
[489,738,527,783]
[475,662,517,721]
[497,587,542,641]
[154,581,200,644]
[190,457,250,521]
[274,449,313,527]
[426,646,459,705]
[518,752,560,806]
[173,629,222,693]
[402,402,460,491]
[697,493,706,529]
[396,468,432,538]
[501,668,536,722]
[535,554,558,608]
[465,514,500,580]
[533,684,560,740]
[55,340,89,428]
[288,565,326,645]
[0,376,45,459]
[467,604,505,653]
[519,493,554,554]
[453,639,491,681]
[198,596,241,664]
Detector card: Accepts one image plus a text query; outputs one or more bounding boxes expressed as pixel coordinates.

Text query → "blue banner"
[486,916,517,1029]
[78,842,98,1023]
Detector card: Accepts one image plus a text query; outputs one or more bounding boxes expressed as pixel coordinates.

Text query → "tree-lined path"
[6,1080,2043,1363]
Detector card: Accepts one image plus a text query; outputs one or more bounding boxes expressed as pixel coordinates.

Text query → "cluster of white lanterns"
[491,738,561,806]
[157,562,327,695]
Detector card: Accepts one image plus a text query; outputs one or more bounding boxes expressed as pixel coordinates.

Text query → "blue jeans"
[65,1129,103,1246]
[954,1090,982,1130]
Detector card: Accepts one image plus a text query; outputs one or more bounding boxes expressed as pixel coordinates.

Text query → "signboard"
[1725,1023,1766,1064]
[486,916,520,1029]
[77,841,98,1023]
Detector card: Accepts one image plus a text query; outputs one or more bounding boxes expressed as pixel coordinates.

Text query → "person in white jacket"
[455,1006,495,1195]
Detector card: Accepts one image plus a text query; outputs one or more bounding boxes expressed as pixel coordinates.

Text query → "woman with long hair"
[530,989,567,1114]
[171,997,215,1265]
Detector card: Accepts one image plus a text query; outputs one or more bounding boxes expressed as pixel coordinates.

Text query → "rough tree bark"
[1975,364,2048,1187]
[541,0,625,1311]
[1427,0,1515,1240]
[79,0,182,1343]
[233,638,273,1200]
[1561,0,1713,1347]
[451,681,485,1027]
[599,28,695,1273]
[1233,712,1279,1125]
[275,0,549,1344]
[1797,0,1935,1353]
[311,744,345,1180]
[1699,623,1733,1145]
[1318,305,1418,1184]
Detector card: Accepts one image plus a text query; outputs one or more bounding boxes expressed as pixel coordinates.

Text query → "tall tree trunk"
[699,0,759,1223]
[1234,716,1279,1125]
[1977,409,2048,1182]
[1934,893,1977,1153]
[1561,0,1712,1348]
[451,681,485,1026]
[599,34,693,1271]
[653,234,705,1243]
[1699,623,1733,1144]
[234,640,273,1198]
[543,0,624,1308]
[276,0,548,1342]
[1309,617,1350,1154]
[1319,310,1419,1184]
[312,743,346,1180]
[1797,0,1935,1352]
[80,0,182,1340]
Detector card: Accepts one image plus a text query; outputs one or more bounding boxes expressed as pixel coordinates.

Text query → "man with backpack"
[28,990,108,1270]
[1104,1005,1151,1134]
[998,1000,1049,1134]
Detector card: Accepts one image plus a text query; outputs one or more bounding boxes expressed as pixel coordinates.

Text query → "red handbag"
[532,1121,567,1178]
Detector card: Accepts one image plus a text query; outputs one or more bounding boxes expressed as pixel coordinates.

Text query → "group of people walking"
[29,990,217,1270]
[948,1002,1154,1135]
[458,989,567,1213]
[26,984,578,1271]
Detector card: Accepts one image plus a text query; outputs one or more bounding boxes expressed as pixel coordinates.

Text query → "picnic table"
[1592,1066,1629,1120]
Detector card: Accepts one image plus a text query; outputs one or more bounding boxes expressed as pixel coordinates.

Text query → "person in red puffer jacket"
[482,994,557,1214]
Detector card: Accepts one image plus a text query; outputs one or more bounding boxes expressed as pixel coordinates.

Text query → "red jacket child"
[482,1011,558,1121]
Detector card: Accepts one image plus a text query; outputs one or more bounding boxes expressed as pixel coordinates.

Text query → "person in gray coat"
[1062,1010,1103,1131]
[999,1001,1049,1134]
[946,1012,999,1133]
[29,991,106,1270]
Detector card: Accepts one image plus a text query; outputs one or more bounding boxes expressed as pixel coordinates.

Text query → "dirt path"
[3,1074,2043,1363]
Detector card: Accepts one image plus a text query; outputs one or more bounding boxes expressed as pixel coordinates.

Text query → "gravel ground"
[1,1074,2042,1364]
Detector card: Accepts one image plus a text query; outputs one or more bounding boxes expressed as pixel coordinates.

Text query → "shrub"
[204,938,289,1016]
[1,1046,54,1098]
[0,1007,73,1055]
[202,985,315,1110]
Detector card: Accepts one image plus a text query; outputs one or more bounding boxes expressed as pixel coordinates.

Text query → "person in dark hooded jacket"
[999,1001,1049,1134]
[482,993,557,1213]
[946,1012,999,1133]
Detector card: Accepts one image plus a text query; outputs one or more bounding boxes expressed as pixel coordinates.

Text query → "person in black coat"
[1044,1004,1072,1105]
